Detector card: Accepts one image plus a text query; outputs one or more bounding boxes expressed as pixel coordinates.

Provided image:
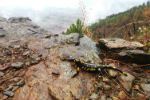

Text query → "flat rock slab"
[98,38,144,51]
[97,38,150,64]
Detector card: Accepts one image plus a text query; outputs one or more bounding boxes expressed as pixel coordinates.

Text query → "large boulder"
[97,38,150,64]
[0,17,50,40]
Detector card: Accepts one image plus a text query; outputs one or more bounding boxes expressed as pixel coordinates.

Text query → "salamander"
[67,56,127,78]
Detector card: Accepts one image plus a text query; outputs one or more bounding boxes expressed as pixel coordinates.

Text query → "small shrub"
[65,18,85,35]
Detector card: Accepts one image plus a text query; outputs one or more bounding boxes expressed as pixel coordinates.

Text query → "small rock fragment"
[141,84,150,96]
[0,71,4,77]
[120,73,135,91]
[90,93,98,100]
[3,91,14,97]
[13,45,21,49]
[23,51,30,56]
[102,77,110,82]
[11,62,24,69]
[1,95,8,100]
[101,95,106,100]
[112,96,119,100]
[118,91,127,99]
[25,62,31,66]
[108,69,118,77]
[12,86,19,91]
[16,78,25,86]
[103,84,111,91]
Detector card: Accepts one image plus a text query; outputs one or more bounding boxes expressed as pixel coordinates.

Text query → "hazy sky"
[0,0,149,23]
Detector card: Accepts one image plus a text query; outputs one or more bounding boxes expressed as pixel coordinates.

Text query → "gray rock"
[97,38,150,64]
[0,17,7,22]
[8,17,32,23]
[141,84,150,96]
[98,38,144,51]
[11,62,24,69]
[3,91,14,97]
[0,28,6,37]
[90,93,99,100]
[120,73,135,91]
[16,78,25,86]
[65,33,80,44]
[79,35,102,63]
[118,50,150,64]
[23,51,30,56]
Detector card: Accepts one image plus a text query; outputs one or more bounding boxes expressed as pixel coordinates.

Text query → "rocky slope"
[0,17,150,100]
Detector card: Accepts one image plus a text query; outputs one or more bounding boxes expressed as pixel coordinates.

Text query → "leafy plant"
[65,18,85,35]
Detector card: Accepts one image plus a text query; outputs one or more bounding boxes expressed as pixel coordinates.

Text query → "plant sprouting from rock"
[65,18,85,35]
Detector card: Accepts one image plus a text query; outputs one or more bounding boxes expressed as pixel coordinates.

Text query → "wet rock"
[118,91,127,99]
[120,73,135,91]
[141,84,150,96]
[3,91,14,97]
[90,93,99,100]
[11,62,24,69]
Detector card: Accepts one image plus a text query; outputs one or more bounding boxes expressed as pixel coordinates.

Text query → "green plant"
[65,18,85,35]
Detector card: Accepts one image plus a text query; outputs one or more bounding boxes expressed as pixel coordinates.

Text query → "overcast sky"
[0,0,149,23]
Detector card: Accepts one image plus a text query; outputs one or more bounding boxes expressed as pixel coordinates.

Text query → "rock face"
[97,38,150,64]
[0,16,150,100]
[0,17,50,40]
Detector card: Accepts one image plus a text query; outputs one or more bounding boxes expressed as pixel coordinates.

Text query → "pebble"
[16,78,25,86]
[0,71,4,77]
[101,95,106,100]
[141,84,150,96]
[102,77,110,82]
[118,91,127,99]
[13,45,21,49]
[1,95,8,100]
[31,54,39,59]
[3,91,14,97]
[112,96,119,100]
[120,73,135,82]
[11,62,24,69]
[23,51,30,56]
[25,62,31,66]
[90,93,98,100]
[103,84,111,91]
[108,69,118,77]
[133,85,140,90]
[12,86,19,91]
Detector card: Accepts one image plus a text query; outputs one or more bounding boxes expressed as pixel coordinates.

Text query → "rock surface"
[97,38,150,64]
[0,16,149,100]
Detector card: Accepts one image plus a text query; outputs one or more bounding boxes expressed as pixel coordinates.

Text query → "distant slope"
[0,7,82,34]
[89,1,150,39]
